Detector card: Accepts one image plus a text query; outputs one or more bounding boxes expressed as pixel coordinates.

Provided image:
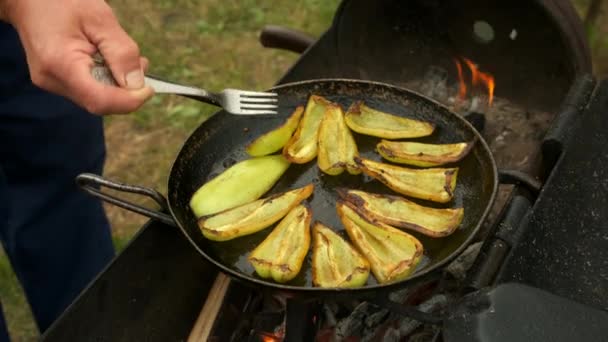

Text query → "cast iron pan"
[77,79,500,297]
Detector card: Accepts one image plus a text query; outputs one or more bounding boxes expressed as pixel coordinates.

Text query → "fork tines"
[238,90,278,115]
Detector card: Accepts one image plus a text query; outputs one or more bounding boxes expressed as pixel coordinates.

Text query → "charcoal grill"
[41,1,608,341]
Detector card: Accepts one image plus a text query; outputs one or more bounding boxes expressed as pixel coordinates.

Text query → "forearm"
[0,0,6,22]
[0,0,13,22]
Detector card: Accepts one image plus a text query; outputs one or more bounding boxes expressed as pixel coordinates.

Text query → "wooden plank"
[187,273,231,342]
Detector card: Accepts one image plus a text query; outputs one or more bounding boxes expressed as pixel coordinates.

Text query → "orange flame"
[454,59,467,100]
[479,72,495,106]
[462,58,479,85]
[454,57,495,106]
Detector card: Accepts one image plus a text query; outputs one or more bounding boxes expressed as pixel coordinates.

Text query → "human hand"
[1,0,154,115]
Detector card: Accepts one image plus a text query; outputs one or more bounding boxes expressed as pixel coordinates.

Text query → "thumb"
[84,7,144,89]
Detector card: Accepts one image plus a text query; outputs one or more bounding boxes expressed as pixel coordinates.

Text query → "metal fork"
[91,54,278,115]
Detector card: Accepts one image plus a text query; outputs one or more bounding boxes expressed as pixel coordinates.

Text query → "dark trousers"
[0,23,115,340]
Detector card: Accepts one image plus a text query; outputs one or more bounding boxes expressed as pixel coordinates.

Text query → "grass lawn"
[0,1,340,340]
[3,0,608,340]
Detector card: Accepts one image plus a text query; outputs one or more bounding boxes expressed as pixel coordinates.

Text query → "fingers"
[61,54,154,115]
[140,56,149,72]
[75,2,154,114]
[83,2,144,89]
[10,0,155,115]
[28,45,154,115]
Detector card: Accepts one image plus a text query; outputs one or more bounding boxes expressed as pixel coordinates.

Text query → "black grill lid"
[443,283,608,342]
[279,0,591,112]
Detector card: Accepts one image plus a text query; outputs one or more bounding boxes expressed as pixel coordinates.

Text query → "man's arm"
[0,0,153,115]
[0,0,9,22]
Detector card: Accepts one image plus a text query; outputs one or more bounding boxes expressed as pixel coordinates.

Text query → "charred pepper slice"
[283,95,332,163]
[248,204,311,283]
[355,157,458,203]
[189,155,290,217]
[337,202,423,284]
[199,184,314,241]
[312,222,370,288]
[246,106,305,157]
[317,103,360,175]
[338,189,464,237]
[377,140,474,167]
[345,101,434,139]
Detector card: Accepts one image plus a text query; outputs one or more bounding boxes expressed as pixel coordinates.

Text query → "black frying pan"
[77,79,504,298]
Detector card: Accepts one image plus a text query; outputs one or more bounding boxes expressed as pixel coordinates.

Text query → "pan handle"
[498,169,542,195]
[259,25,315,53]
[75,173,177,227]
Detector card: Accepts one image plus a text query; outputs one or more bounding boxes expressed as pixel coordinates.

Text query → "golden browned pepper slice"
[198,184,314,241]
[377,140,473,167]
[283,95,332,163]
[336,202,423,284]
[311,222,370,288]
[355,157,458,203]
[246,106,305,157]
[248,204,311,283]
[189,155,291,217]
[338,189,464,237]
[317,103,360,175]
[345,101,434,139]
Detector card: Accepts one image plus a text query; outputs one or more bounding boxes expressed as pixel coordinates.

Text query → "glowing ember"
[454,57,495,106]
[258,323,285,342]
[260,332,283,342]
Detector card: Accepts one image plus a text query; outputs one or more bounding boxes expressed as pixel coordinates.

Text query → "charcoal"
[363,294,447,341]
[365,309,390,328]
[360,308,390,341]
[397,295,447,336]
[381,327,401,342]
[445,242,483,280]
[333,299,364,316]
[326,301,340,313]
[469,96,481,112]
[251,312,284,331]
[388,287,412,303]
[323,303,337,327]
[333,302,370,339]
[270,294,286,308]
[397,317,421,337]
[463,112,486,132]
[333,301,392,341]
[408,329,438,342]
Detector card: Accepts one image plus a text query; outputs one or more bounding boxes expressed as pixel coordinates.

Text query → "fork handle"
[90,55,221,107]
[143,75,220,106]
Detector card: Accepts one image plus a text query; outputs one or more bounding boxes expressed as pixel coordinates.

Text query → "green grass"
[0,249,37,342]
[1,1,340,340]
[574,0,608,76]
[112,0,340,131]
[100,0,341,241]
[0,237,141,341]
